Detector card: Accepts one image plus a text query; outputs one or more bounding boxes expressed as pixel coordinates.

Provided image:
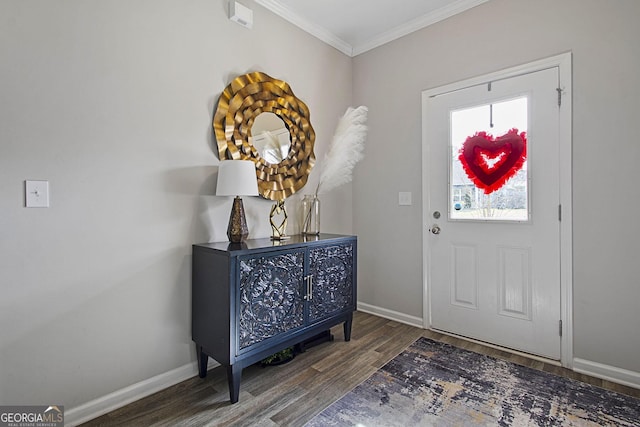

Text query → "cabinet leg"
[227,364,242,404]
[196,345,208,378]
[344,313,353,342]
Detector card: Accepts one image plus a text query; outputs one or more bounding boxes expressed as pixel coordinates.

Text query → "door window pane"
[450,97,529,221]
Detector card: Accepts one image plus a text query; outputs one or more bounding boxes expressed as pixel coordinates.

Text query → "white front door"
[423,66,563,360]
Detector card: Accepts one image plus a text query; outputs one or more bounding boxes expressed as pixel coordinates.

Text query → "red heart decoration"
[458,129,527,194]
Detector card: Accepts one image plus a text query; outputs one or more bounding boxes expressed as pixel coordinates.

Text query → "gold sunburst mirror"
[213,71,316,201]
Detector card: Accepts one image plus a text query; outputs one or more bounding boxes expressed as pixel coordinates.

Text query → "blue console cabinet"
[192,234,357,403]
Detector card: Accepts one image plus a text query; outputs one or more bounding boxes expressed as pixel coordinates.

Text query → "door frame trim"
[421,52,573,367]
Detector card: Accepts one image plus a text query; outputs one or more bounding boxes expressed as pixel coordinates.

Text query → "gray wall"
[353,0,640,374]
[3,0,639,415]
[0,0,352,408]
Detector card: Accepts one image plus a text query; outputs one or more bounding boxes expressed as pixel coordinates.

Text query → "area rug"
[306,337,640,426]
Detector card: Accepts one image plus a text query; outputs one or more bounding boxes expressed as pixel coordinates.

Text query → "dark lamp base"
[227,196,249,243]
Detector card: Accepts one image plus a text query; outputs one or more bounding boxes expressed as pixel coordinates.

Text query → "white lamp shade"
[216,160,259,196]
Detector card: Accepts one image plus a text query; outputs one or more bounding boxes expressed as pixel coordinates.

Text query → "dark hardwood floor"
[80,311,639,426]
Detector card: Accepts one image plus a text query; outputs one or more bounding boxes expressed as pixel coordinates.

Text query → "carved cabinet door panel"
[308,243,355,323]
[238,250,306,350]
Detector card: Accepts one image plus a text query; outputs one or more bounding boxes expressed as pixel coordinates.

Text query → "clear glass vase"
[301,195,320,235]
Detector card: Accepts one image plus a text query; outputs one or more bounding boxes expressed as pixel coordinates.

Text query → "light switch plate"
[25,180,49,207]
[398,191,412,206]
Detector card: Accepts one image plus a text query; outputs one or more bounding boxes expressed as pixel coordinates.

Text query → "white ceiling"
[253,0,490,56]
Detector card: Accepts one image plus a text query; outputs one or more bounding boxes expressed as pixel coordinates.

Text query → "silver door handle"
[303,275,313,300]
[431,225,441,235]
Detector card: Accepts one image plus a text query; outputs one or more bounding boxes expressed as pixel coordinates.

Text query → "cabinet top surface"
[194,233,356,254]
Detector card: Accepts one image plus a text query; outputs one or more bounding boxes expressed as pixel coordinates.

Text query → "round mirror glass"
[251,112,291,164]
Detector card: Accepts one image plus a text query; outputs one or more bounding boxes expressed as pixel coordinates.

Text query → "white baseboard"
[357,301,424,328]
[573,358,640,390]
[65,359,219,426]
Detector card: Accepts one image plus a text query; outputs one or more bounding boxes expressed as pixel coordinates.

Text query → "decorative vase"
[301,195,320,235]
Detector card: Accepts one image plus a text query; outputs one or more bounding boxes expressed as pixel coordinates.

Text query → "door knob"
[431,225,441,235]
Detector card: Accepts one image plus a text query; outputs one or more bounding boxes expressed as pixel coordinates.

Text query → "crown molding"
[254,0,353,56]
[254,0,489,58]
[352,0,490,56]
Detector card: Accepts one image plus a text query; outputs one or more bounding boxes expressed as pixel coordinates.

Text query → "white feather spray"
[316,105,368,195]
[303,106,368,233]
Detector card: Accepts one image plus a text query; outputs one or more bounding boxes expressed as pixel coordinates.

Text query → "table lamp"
[216,160,259,242]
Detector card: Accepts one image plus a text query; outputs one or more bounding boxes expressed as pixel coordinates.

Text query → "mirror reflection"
[251,112,292,164]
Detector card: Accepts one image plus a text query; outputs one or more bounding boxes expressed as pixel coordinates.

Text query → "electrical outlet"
[25,180,49,208]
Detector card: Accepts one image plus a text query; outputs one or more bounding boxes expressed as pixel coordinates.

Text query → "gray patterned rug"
[306,337,640,426]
